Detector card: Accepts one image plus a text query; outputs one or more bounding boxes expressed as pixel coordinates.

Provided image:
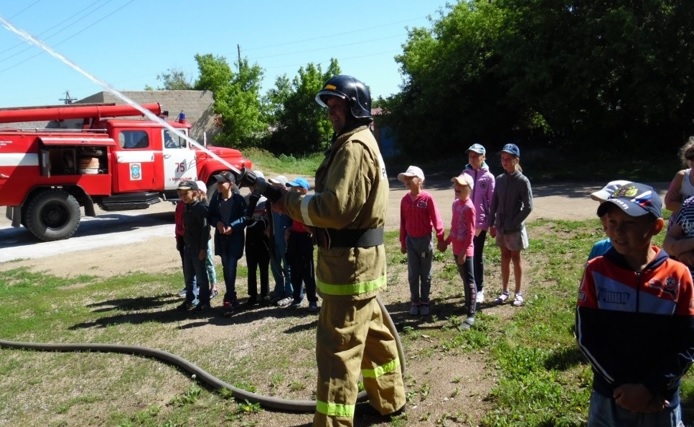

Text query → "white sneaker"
[276,296,293,307]
[475,290,485,304]
[512,293,524,307]
[178,287,199,298]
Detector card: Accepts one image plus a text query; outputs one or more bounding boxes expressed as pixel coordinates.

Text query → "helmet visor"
[315,90,347,108]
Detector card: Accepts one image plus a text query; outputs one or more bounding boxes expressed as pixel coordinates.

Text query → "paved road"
[0,205,175,263]
[0,181,669,264]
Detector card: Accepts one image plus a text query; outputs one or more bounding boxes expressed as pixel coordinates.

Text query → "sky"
[0,1,449,108]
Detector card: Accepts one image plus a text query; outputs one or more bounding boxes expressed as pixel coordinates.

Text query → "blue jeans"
[406,234,433,303]
[218,251,240,304]
[587,390,683,427]
[183,246,209,304]
[205,237,217,286]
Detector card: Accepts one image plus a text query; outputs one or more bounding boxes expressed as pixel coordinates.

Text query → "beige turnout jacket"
[284,125,388,302]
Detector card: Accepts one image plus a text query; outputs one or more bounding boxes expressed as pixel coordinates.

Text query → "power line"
[0,0,110,57]
[244,16,428,52]
[8,0,43,19]
[251,33,405,61]
[0,0,135,74]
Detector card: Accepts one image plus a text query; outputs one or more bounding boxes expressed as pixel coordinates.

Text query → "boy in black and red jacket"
[576,182,694,426]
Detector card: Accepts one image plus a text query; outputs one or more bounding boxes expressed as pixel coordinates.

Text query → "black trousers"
[246,232,270,299]
[287,231,317,303]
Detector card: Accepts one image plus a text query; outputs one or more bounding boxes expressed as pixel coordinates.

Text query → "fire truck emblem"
[130,163,142,181]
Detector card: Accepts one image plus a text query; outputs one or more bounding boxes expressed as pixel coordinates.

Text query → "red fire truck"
[0,102,252,241]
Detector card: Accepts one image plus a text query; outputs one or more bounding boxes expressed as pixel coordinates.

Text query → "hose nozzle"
[237,167,283,202]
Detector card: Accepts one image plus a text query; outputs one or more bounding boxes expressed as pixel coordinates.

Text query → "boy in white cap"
[588,180,631,260]
[576,182,694,426]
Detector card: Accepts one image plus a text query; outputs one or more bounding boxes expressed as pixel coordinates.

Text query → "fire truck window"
[164,130,183,148]
[120,131,149,149]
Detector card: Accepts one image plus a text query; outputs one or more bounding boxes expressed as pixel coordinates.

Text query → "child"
[663,195,694,272]
[196,180,219,298]
[175,198,198,299]
[285,177,319,313]
[176,180,211,312]
[267,175,294,307]
[442,174,477,329]
[587,180,630,260]
[208,171,247,317]
[576,182,694,426]
[244,172,271,307]
[488,144,533,307]
[399,165,445,316]
[462,143,495,304]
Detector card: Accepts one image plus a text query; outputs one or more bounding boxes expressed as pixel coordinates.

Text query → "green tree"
[385,1,510,159]
[155,68,194,90]
[496,0,694,153]
[388,0,694,160]
[264,59,341,155]
[193,53,267,148]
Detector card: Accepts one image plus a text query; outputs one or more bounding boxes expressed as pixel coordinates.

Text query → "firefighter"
[273,75,406,426]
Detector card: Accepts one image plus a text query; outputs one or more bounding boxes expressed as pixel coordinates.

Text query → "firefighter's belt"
[315,227,384,249]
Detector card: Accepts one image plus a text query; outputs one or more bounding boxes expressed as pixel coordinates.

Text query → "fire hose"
[0,297,404,413]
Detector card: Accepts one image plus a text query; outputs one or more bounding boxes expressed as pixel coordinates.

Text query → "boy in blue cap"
[576,182,694,426]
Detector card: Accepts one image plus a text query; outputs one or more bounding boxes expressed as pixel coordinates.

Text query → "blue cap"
[501,143,520,157]
[286,177,310,190]
[597,182,662,219]
[466,143,486,155]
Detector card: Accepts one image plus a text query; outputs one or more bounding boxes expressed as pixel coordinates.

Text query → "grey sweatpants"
[406,234,433,303]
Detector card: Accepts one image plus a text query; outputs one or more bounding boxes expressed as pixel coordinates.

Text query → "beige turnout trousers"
[313,297,406,427]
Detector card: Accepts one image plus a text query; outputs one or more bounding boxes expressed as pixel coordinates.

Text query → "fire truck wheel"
[25,189,81,241]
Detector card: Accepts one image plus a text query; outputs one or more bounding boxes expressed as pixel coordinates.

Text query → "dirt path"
[0,180,668,277]
[0,179,670,426]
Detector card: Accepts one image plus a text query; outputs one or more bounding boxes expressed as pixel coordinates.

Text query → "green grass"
[242,148,324,178]
[1,199,692,424]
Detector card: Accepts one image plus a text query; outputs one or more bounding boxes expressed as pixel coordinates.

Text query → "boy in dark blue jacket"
[576,182,694,426]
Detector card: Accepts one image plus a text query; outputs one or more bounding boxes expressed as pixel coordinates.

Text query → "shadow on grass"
[544,346,586,371]
[71,294,323,331]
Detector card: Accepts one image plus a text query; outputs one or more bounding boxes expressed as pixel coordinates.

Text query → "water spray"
[0,14,404,415]
[0,16,281,202]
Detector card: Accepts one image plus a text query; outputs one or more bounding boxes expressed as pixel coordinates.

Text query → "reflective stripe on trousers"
[313,297,406,427]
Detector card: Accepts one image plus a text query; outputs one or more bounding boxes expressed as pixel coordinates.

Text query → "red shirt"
[291,219,310,234]
[174,201,185,237]
[399,190,444,247]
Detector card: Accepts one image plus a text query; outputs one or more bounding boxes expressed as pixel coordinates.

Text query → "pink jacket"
[446,198,476,257]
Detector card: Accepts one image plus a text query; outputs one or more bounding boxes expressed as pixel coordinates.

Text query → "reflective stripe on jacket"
[284,125,388,300]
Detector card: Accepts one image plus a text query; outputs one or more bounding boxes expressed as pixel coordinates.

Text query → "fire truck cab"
[0,102,252,241]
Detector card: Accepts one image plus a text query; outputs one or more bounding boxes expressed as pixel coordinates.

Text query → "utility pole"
[237,44,242,72]
[59,91,75,104]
